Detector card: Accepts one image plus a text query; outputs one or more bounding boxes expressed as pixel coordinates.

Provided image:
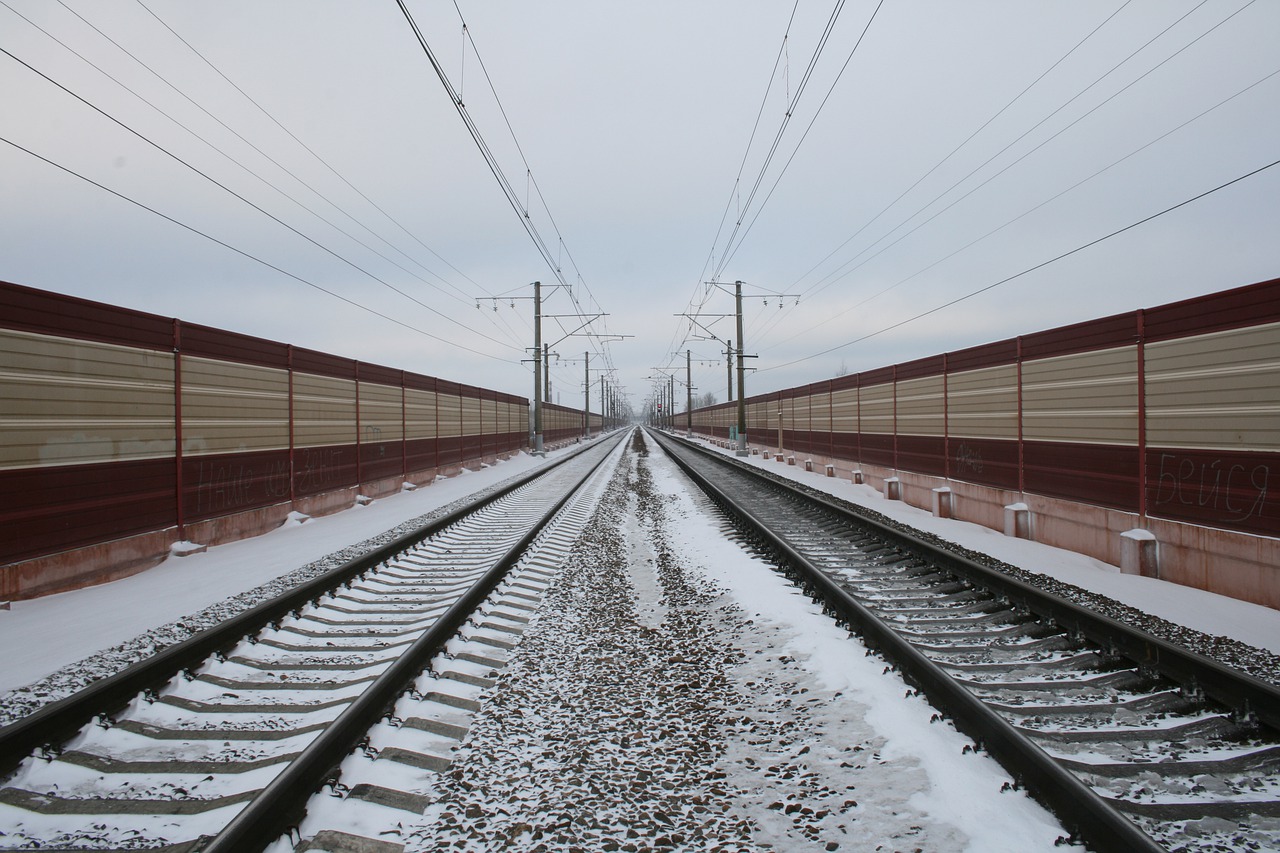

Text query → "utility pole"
[686,349,693,435]
[727,338,734,403]
[533,280,543,455]
[668,374,674,430]
[544,343,551,402]
[735,281,747,455]
[583,352,590,439]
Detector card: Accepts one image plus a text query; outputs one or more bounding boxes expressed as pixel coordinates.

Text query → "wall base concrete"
[1,449,529,601]
[736,440,1279,611]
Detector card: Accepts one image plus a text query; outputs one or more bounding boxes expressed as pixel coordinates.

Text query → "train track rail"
[0,432,626,852]
[648,428,1280,853]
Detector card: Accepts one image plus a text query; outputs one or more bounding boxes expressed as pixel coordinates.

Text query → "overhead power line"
[763,154,1280,373]
[7,0,526,351]
[0,41,522,352]
[0,133,513,361]
[788,0,1240,309]
[713,0,886,281]
[748,0,1263,351]
[762,60,1280,352]
[133,0,495,305]
[397,0,621,379]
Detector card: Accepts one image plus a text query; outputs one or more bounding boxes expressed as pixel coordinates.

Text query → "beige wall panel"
[1147,323,1280,451]
[947,364,1019,440]
[896,376,945,437]
[810,393,831,430]
[860,382,894,434]
[293,373,356,448]
[437,393,462,437]
[793,395,812,429]
[1023,347,1138,445]
[404,388,437,441]
[359,382,403,445]
[484,398,499,436]
[514,401,529,433]
[181,357,289,456]
[460,395,483,436]
[831,387,858,434]
[751,399,772,433]
[0,329,174,468]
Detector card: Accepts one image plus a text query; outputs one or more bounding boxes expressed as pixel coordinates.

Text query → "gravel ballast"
[404,430,1061,851]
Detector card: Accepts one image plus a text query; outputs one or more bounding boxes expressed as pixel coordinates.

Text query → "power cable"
[762,155,1280,373]
[764,54,1280,351]
[795,0,1227,305]
[452,21,618,376]
[403,0,618,376]
[0,39,522,351]
[667,1,810,364]
[783,0,1135,297]
[714,0,886,280]
[751,0,1252,349]
[130,0,534,347]
[0,134,514,361]
[710,0,850,283]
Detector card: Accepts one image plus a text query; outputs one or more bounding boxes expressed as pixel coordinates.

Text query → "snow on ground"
[0,448,560,697]
[3,427,1274,710]
[644,448,1066,851]
[402,428,1066,851]
[687,435,1280,657]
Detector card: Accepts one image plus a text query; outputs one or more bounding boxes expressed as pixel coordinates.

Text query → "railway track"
[649,428,1280,853]
[0,432,627,852]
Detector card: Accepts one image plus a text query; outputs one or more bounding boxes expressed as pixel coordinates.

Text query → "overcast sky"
[4,1,1278,413]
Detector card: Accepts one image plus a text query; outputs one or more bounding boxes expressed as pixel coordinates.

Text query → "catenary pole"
[735,281,747,455]
[727,338,734,403]
[686,349,693,434]
[532,280,543,455]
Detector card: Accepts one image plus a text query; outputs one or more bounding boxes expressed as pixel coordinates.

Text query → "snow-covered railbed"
[0,438,623,850]
[381,428,1065,851]
[651,429,1280,853]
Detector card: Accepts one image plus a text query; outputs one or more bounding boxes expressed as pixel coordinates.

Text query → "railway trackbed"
[0,432,627,852]
[648,429,1280,853]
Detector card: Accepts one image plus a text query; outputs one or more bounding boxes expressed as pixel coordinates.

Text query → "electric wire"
[448,2,615,371]
[668,0,800,373]
[0,133,513,361]
[762,154,1280,373]
[671,0,877,376]
[134,1,520,324]
[10,0,522,350]
[402,0,620,387]
[714,0,886,281]
[782,0,1135,297]
[764,47,1280,353]
[793,0,1225,306]
[747,0,1252,351]
[709,0,849,284]
[0,40,523,352]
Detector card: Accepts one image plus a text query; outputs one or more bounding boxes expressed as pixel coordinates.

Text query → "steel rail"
[205,430,626,850]
[648,429,1191,853]
[0,435,612,779]
[656,432,1280,732]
